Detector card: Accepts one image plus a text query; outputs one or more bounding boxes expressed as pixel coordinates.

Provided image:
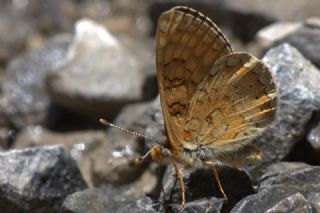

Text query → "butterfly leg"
[171,167,184,176]
[173,163,186,210]
[204,161,228,202]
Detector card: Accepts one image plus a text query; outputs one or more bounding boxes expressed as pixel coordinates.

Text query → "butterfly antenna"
[99,118,161,163]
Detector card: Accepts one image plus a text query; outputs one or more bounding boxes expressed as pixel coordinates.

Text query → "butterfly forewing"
[156,6,233,151]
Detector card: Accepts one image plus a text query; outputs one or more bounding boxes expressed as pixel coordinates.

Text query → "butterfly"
[100,5,277,211]
[148,6,277,209]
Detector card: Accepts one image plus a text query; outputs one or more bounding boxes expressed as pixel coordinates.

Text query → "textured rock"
[1,34,71,128]
[247,44,320,177]
[280,19,320,68]
[13,126,105,152]
[168,197,223,213]
[90,101,152,185]
[46,19,147,118]
[160,164,253,212]
[256,18,320,68]
[231,162,320,213]
[0,145,87,213]
[10,101,160,192]
[308,122,320,152]
[225,0,320,21]
[12,126,107,186]
[255,21,302,54]
[62,186,223,213]
[61,189,163,213]
[0,10,33,65]
[136,96,166,145]
[224,0,320,42]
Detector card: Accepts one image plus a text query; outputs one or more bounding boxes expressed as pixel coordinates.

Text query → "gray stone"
[231,162,320,213]
[46,19,147,118]
[0,10,33,65]
[231,186,314,213]
[1,34,71,128]
[280,20,320,68]
[13,126,105,153]
[0,145,87,213]
[160,164,252,212]
[308,123,320,151]
[62,185,223,213]
[169,197,223,213]
[255,21,302,54]
[12,126,107,186]
[116,197,164,213]
[90,101,153,185]
[256,18,320,68]
[225,0,320,21]
[266,193,312,213]
[224,0,320,42]
[61,188,163,213]
[248,44,320,177]
[136,96,166,145]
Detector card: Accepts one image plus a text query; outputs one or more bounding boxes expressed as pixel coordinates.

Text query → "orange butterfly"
[101,6,277,210]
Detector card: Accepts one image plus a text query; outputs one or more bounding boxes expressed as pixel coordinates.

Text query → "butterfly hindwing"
[184,53,277,153]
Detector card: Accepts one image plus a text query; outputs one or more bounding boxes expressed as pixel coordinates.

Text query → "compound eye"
[162,148,170,157]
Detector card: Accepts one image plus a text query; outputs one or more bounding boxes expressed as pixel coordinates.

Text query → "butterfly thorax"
[151,142,221,168]
[151,140,263,168]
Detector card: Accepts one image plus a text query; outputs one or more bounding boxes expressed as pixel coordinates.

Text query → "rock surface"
[0,145,87,213]
[224,0,320,42]
[12,126,107,186]
[248,44,320,177]
[1,2,320,213]
[0,5,34,66]
[231,162,320,213]
[255,21,302,55]
[160,165,253,212]
[90,101,151,186]
[61,189,164,213]
[46,19,147,118]
[308,122,320,152]
[1,34,71,128]
[256,18,320,68]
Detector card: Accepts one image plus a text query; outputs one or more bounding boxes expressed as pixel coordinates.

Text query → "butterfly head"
[150,145,173,165]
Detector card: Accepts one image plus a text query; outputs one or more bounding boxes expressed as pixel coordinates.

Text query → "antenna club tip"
[99,118,109,126]
[134,157,143,165]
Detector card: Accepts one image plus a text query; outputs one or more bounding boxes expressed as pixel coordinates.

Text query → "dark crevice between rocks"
[228,11,275,43]
[284,110,320,165]
[147,165,167,200]
[142,72,158,101]
[157,165,256,212]
[285,138,320,165]
[44,103,120,132]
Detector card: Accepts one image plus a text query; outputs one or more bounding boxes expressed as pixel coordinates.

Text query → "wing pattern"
[156,6,277,165]
[156,6,233,151]
[185,53,276,150]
